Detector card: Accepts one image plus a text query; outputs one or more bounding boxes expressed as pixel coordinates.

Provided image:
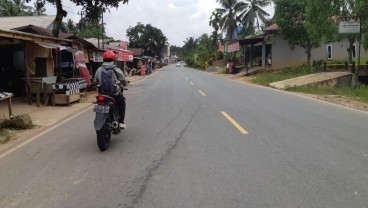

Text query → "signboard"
[117,50,133,62]
[339,21,360,34]
[92,51,104,62]
[228,41,240,52]
[120,41,128,50]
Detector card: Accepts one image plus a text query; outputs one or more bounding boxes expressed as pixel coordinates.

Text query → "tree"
[182,37,198,57]
[241,0,272,34]
[64,19,78,34]
[26,0,129,38]
[126,22,168,57]
[170,45,183,59]
[209,10,222,53]
[33,1,46,15]
[274,0,320,65]
[334,0,368,64]
[0,0,34,16]
[216,0,248,40]
[306,0,368,64]
[64,18,112,39]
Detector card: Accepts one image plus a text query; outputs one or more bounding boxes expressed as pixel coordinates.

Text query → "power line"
[104,15,125,38]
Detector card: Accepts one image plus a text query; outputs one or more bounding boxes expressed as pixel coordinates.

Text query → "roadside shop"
[0,29,72,108]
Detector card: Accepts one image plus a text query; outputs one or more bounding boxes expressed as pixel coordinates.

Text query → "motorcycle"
[93,85,127,151]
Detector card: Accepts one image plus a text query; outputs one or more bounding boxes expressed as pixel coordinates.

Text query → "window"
[327,45,332,59]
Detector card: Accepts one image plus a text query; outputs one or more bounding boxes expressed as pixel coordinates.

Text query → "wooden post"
[7,96,13,117]
[23,41,31,105]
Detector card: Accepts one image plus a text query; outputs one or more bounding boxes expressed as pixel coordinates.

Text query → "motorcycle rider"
[93,50,127,129]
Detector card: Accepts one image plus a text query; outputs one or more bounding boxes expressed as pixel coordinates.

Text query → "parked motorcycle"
[93,86,127,151]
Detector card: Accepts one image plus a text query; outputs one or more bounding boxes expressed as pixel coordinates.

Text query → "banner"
[117,50,133,62]
[228,41,240,52]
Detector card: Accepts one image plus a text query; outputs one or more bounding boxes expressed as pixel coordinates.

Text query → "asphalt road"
[1,64,368,208]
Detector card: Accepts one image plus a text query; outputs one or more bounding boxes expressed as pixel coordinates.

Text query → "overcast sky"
[41,0,274,47]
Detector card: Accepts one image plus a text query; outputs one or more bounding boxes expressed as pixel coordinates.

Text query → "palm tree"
[240,0,272,33]
[209,10,221,33]
[0,0,34,16]
[216,0,248,40]
[209,10,222,52]
[33,1,46,15]
[0,0,17,16]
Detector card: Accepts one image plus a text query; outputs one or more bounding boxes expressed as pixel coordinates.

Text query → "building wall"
[25,42,54,76]
[271,35,368,68]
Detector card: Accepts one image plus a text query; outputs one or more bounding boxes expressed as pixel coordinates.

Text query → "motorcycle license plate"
[93,105,110,113]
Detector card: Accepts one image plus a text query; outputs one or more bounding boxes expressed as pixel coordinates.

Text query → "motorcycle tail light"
[97,96,105,105]
[97,96,105,102]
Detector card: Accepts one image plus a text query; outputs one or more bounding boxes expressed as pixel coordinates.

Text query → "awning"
[117,49,133,62]
[35,42,61,49]
[239,37,264,45]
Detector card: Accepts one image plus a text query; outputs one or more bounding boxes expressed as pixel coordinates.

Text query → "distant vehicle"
[176,63,181,67]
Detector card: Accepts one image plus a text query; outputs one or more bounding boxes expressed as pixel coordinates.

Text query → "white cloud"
[168,3,177,9]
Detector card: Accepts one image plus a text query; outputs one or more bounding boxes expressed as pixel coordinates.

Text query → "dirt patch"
[0,73,151,148]
[211,71,368,112]
[297,94,368,112]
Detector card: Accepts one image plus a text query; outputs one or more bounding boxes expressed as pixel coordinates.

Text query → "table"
[23,77,56,107]
[0,92,14,117]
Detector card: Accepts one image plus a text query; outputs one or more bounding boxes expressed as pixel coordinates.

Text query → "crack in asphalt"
[126,103,202,208]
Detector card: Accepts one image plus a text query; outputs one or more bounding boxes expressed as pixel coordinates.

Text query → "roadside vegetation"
[0,128,12,144]
[286,84,368,102]
[252,65,322,86]
[0,114,33,144]
[249,64,368,103]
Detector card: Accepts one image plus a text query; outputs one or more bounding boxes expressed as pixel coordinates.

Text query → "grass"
[249,64,368,103]
[217,67,226,74]
[286,85,368,102]
[0,128,12,144]
[252,65,322,86]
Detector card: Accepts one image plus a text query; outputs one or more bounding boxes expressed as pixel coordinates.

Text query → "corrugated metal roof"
[84,38,119,50]
[0,28,72,44]
[0,15,56,30]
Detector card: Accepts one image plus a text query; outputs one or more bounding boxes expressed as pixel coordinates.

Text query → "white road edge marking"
[0,106,93,161]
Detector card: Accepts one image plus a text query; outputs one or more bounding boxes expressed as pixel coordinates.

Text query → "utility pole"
[357,16,362,85]
[78,11,84,30]
[102,11,104,50]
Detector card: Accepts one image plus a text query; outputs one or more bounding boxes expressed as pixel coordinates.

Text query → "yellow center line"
[190,82,194,85]
[221,111,249,135]
[198,90,206,96]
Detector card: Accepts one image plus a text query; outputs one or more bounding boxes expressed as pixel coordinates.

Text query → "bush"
[217,67,226,74]
[1,114,33,129]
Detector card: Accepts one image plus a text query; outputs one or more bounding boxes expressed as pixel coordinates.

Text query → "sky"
[40,0,274,47]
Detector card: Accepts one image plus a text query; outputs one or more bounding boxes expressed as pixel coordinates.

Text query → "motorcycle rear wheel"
[96,122,111,151]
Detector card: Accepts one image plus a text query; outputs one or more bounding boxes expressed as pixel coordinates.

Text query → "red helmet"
[103,50,117,62]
